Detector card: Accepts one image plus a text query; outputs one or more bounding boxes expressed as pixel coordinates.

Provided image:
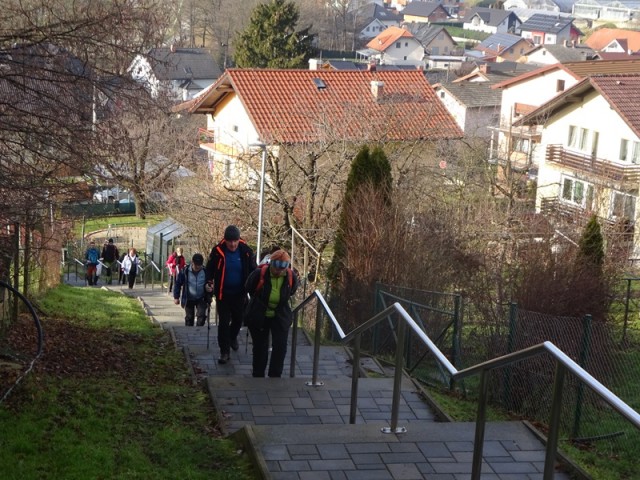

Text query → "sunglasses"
[271,260,290,269]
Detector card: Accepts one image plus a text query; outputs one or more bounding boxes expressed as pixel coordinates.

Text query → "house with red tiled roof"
[177,68,461,187]
[515,74,640,259]
[488,59,640,174]
[585,28,640,55]
[365,26,426,67]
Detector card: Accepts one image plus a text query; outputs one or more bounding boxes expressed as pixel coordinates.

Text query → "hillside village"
[3,2,640,479]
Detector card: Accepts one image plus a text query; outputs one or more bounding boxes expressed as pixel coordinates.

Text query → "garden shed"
[145,218,188,264]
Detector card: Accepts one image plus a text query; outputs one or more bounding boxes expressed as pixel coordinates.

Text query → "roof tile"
[187,69,462,143]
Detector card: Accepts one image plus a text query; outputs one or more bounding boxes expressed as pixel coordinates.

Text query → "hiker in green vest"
[243,249,299,378]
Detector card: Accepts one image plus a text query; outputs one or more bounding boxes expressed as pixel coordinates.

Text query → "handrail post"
[349,333,361,424]
[382,314,407,434]
[306,295,324,386]
[289,305,299,378]
[471,369,489,480]
[545,362,566,479]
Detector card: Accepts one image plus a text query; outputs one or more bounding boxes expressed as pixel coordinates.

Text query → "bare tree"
[0,0,169,295]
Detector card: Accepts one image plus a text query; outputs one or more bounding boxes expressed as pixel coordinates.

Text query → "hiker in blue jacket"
[84,240,100,286]
[243,249,299,378]
[174,253,213,327]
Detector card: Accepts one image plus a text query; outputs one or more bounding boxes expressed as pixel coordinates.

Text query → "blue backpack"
[87,248,99,264]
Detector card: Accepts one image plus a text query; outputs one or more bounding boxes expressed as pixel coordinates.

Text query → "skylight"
[312,77,326,90]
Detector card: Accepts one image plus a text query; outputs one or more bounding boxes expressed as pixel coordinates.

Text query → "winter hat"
[224,225,241,241]
[191,253,204,266]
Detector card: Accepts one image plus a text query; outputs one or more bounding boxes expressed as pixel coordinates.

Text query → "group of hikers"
[168,224,299,378]
[84,224,299,378]
[84,238,142,289]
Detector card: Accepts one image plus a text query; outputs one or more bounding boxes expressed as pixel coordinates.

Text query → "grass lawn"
[74,214,165,238]
[0,285,255,480]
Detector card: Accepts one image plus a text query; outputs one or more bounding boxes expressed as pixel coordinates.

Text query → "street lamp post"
[249,142,267,263]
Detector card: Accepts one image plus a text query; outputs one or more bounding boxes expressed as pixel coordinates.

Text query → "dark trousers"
[86,264,97,285]
[249,318,290,378]
[216,293,244,355]
[127,272,136,289]
[185,297,208,326]
[103,260,117,285]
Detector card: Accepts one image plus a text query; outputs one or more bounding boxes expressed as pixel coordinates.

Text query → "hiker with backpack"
[121,247,142,289]
[243,249,299,378]
[84,240,100,286]
[100,238,120,285]
[173,253,213,327]
[165,247,186,295]
[205,225,256,365]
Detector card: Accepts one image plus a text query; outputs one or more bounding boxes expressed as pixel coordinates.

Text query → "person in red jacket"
[165,247,186,295]
[205,225,256,365]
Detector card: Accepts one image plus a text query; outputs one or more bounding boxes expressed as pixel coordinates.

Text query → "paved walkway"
[106,285,574,480]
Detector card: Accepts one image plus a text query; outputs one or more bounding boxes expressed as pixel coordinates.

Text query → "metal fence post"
[622,278,631,345]
[502,302,517,408]
[372,283,380,355]
[572,314,592,438]
[450,295,462,390]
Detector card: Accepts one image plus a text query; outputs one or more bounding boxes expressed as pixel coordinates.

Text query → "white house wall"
[499,70,578,126]
[381,38,425,66]
[437,90,467,133]
[536,91,640,227]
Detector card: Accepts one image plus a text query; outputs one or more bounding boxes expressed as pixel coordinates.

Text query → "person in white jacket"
[121,248,142,289]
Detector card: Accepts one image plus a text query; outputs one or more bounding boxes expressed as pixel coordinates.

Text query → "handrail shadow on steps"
[290,289,640,480]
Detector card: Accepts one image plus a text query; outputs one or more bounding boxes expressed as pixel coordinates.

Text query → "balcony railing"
[546,144,640,183]
[197,127,215,144]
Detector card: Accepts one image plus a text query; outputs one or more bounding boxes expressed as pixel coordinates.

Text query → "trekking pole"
[206,302,211,350]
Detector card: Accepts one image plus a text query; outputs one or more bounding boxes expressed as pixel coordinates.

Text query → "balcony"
[198,128,215,144]
[546,144,640,184]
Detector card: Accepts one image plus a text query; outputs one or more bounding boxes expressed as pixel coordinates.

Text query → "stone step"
[233,421,572,480]
[208,375,436,435]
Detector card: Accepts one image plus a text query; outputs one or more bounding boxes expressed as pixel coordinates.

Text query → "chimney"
[371,80,384,99]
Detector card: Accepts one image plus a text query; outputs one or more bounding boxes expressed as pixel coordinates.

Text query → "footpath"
[107,283,573,480]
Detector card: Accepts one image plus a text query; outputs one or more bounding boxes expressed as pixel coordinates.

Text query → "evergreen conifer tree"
[578,214,605,267]
[328,145,392,281]
[234,0,316,68]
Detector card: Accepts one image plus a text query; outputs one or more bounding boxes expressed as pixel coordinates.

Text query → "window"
[561,176,594,209]
[223,158,232,180]
[567,125,576,147]
[509,48,514,54]
[403,56,407,60]
[556,79,565,92]
[513,137,530,152]
[405,42,409,47]
[232,125,239,133]
[579,128,588,150]
[620,139,629,161]
[621,139,640,163]
[533,35,542,45]
[396,42,401,48]
[568,125,596,153]
[611,190,637,221]
[440,91,445,99]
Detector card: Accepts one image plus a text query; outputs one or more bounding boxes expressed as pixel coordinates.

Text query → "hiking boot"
[218,353,230,364]
[231,338,239,351]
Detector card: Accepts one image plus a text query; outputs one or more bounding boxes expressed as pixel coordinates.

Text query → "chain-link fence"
[363,285,640,477]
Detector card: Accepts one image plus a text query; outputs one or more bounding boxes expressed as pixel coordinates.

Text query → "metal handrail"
[291,293,640,480]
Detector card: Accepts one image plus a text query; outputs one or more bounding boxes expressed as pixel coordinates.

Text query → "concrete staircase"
[120,286,575,480]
